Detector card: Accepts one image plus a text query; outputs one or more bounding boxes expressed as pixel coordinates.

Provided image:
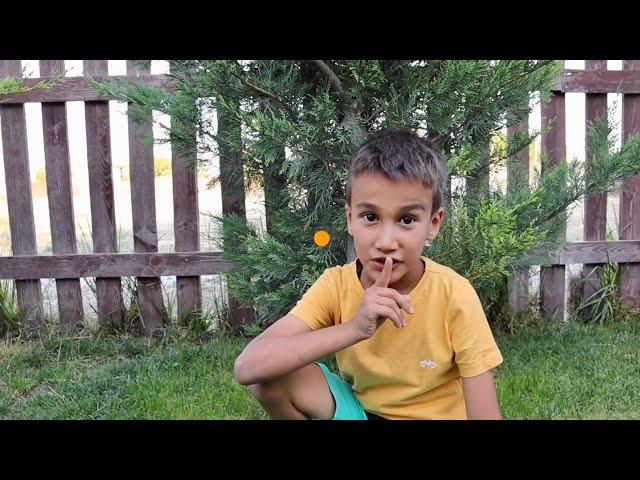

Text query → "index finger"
[373,256,393,288]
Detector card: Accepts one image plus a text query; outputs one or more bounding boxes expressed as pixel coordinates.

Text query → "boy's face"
[345,171,444,291]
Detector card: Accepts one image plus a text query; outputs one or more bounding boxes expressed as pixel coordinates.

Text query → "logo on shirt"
[419,359,438,369]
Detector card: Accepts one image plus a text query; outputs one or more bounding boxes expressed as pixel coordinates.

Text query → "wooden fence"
[507,60,640,319]
[0,60,638,334]
[0,60,237,335]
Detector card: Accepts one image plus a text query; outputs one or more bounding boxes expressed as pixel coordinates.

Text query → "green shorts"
[315,362,368,420]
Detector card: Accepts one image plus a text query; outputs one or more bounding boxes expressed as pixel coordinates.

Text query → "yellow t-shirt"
[289,256,503,420]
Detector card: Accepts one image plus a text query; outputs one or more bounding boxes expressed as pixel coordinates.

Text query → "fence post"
[507,115,530,316]
[0,60,45,331]
[217,96,255,331]
[168,65,202,324]
[40,60,85,330]
[540,90,567,321]
[126,60,166,336]
[83,60,124,330]
[620,60,640,308]
[582,60,609,310]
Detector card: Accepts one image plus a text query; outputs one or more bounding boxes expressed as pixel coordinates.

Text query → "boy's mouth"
[371,257,401,270]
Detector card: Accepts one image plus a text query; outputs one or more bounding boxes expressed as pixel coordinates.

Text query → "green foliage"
[571,263,621,325]
[0,280,20,337]
[0,74,61,100]
[93,59,640,334]
[208,209,344,329]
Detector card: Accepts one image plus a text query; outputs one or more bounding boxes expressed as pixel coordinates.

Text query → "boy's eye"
[363,213,377,222]
[400,216,416,225]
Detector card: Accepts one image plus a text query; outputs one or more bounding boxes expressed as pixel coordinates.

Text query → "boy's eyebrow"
[356,202,427,212]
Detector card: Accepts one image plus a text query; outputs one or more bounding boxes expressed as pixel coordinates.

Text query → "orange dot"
[314,230,330,247]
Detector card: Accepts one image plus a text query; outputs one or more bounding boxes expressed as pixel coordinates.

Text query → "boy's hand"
[352,256,414,340]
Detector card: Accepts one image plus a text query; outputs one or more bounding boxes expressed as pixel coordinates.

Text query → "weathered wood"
[1,243,631,279]
[561,240,640,264]
[508,270,530,316]
[514,240,640,266]
[540,266,565,320]
[127,60,165,336]
[0,75,174,104]
[40,60,84,330]
[540,91,566,320]
[0,60,44,329]
[583,60,609,307]
[84,60,124,330]
[217,98,254,329]
[620,60,640,307]
[0,252,235,280]
[170,71,202,321]
[507,117,530,315]
[552,69,640,94]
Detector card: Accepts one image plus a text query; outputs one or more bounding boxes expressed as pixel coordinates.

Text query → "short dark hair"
[346,129,448,213]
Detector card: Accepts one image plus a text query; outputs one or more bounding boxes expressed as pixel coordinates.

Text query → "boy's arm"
[235,258,410,386]
[234,314,365,385]
[462,370,502,420]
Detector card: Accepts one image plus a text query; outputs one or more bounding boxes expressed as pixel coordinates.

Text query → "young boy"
[234,130,503,420]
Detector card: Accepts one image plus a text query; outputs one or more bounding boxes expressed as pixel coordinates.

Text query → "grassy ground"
[0,333,268,420]
[1,319,638,419]
[496,319,640,419]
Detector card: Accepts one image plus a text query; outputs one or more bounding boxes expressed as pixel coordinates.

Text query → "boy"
[234,130,503,420]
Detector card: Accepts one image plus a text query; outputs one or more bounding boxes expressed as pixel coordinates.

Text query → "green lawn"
[0,334,267,419]
[1,320,638,419]
[495,320,640,419]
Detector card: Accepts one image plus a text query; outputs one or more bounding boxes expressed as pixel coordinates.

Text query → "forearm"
[234,322,363,385]
[462,370,502,420]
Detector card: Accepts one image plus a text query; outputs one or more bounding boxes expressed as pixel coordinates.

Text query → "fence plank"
[620,60,640,307]
[0,252,235,279]
[83,60,124,330]
[126,60,165,336]
[552,69,640,94]
[169,63,202,322]
[540,91,566,320]
[583,60,609,307]
[513,240,640,266]
[7,70,640,104]
[3,243,634,280]
[507,116,530,315]
[40,60,84,330]
[0,75,173,104]
[0,60,44,329]
[172,145,202,322]
[218,100,254,329]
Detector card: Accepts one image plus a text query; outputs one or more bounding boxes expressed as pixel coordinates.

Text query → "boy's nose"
[374,226,398,251]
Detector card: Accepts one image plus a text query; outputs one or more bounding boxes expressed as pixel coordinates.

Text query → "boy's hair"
[346,129,448,213]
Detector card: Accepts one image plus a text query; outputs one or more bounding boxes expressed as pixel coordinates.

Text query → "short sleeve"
[447,280,503,377]
[288,268,339,331]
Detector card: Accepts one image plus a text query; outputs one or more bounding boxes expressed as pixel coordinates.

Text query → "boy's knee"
[249,382,286,405]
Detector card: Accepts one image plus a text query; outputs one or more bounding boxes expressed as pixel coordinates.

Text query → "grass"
[495,319,640,419]
[0,319,638,419]
[0,332,267,419]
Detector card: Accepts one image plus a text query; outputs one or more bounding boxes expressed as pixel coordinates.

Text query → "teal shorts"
[315,362,368,420]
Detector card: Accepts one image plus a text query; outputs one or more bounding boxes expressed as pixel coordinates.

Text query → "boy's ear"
[345,204,352,236]
[425,207,445,241]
